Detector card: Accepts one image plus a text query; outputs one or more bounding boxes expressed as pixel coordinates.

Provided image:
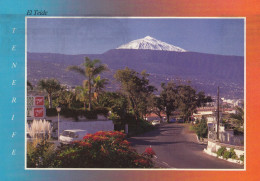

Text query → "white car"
[151,120,160,126]
[59,129,88,143]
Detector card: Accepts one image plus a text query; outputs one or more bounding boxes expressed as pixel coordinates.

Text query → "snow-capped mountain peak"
[117,36,187,52]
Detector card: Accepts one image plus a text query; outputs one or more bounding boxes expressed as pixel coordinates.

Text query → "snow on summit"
[117,36,187,52]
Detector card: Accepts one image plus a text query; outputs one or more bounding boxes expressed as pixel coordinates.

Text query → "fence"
[208,130,244,146]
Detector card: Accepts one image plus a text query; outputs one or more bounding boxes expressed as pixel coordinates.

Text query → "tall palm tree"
[67,57,107,110]
[38,78,61,108]
[93,75,108,103]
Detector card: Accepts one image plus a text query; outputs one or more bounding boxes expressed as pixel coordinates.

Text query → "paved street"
[128,123,244,169]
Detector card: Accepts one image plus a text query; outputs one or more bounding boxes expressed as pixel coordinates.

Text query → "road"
[128,123,244,169]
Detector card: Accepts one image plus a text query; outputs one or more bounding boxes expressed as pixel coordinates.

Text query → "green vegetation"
[114,68,156,122]
[27,140,56,168]
[216,147,239,160]
[27,131,155,168]
[38,78,61,108]
[240,154,244,162]
[27,80,33,90]
[153,82,212,123]
[160,82,178,123]
[217,146,227,157]
[229,106,244,135]
[195,117,208,139]
[33,57,212,136]
[67,57,107,110]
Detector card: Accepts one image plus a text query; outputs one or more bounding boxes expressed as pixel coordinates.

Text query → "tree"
[93,75,108,103]
[229,106,244,128]
[27,81,33,90]
[114,68,155,121]
[38,79,61,108]
[75,86,89,110]
[99,92,128,121]
[56,90,76,109]
[67,57,107,110]
[151,95,165,121]
[195,116,208,140]
[196,91,213,107]
[160,82,178,123]
[176,84,197,122]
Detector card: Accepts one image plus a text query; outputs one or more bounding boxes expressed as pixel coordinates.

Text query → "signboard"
[27,96,46,119]
[35,96,45,106]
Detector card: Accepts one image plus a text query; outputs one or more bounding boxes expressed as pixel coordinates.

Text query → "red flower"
[79,141,92,148]
[121,140,130,146]
[134,159,148,166]
[83,133,93,140]
[143,147,156,157]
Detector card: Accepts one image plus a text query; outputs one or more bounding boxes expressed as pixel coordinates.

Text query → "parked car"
[151,120,160,126]
[59,129,88,143]
[169,118,176,123]
[177,119,184,123]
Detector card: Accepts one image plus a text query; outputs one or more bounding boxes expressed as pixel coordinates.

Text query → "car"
[59,129,88,143]
[169,118,177,123]
[151,120,160,126]
[177,119,184,123]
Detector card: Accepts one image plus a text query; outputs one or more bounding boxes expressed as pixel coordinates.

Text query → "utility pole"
[216,86,220,141]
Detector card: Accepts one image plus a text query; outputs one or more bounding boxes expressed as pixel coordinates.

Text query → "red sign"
[35,96,44,106]
[34,107,44,117]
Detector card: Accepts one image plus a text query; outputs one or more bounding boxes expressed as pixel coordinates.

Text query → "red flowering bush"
[52,131,155,168]
[142,147,156,158]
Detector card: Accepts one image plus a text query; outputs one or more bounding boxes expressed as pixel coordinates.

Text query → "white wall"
[206,140,244,157]
[47,116,114,135]
[59,120,114,134]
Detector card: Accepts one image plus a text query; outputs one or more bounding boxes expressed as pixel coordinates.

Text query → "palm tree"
[75,86,89,110]
[38,78,61,108]
[27,81,33,90]
[93,75,108,103]
[56,89,75,109]
[67,57,107,110]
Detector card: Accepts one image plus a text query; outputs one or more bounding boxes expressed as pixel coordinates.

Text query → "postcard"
[0,1,259,181]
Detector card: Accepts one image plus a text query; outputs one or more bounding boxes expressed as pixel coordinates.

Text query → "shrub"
[230,148,238,159]
[223,150,231,160]
[26,119,53,139]
[52,131,155,168]
[27,140,56,168]
[95,107,109,116]
[217,147,238,160]
[142,147,156,158]
[217,146,226,157]
[128,119,154,136]
[240,155,244,162]
[46,108,57,117]
[189,124,196,133]
[234,127,244,135]
[195,117,208,139]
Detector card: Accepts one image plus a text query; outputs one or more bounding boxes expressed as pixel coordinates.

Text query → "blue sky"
[27,18,244,56]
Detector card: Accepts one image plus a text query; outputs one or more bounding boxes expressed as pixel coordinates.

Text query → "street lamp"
[56,106,61,141]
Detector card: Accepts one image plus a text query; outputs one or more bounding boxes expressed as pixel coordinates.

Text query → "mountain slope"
[117,36,187,52]
[27,49,244,98]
